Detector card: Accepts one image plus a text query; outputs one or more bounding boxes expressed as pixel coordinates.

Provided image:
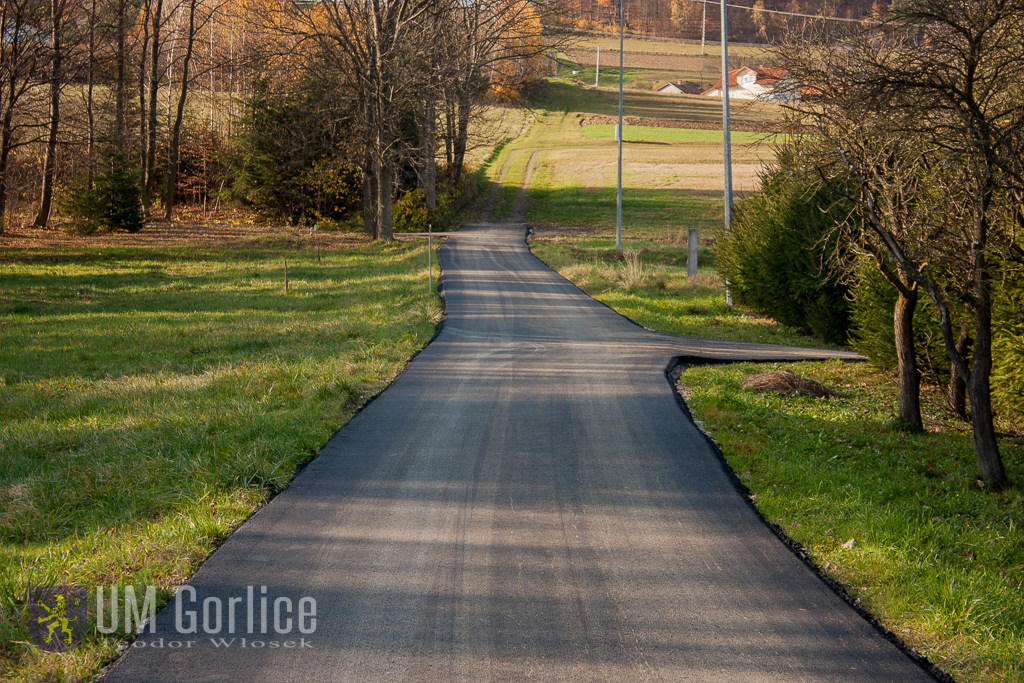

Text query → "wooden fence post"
[687,228,699,278]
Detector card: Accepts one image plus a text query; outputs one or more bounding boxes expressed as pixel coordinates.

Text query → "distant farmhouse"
[701,66,794,101]
[653,81,703,95]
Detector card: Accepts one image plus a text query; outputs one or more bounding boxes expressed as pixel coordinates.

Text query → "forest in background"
[0,0,888,239]
[570,0,889,43]
[0,0,565,238]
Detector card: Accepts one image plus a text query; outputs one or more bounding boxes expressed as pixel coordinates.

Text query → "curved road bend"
[105,224,933,682]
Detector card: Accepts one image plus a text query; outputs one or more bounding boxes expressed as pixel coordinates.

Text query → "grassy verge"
[530,238,826,347]
[679,361,1024,683]
[0,234,440,681]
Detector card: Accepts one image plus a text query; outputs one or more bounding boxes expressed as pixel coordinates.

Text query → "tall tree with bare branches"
[33,0,76,226]
[164,0,204,218]
[0,0,47,231]
[776,0,1024,488]
[300,0,435,240]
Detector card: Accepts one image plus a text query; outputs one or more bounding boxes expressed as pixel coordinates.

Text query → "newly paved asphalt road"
[105,224,934,682]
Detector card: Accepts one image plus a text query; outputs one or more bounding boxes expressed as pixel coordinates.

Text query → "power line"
[684,0,866,23]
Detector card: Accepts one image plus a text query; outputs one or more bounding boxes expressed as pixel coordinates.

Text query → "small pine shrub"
[63,148,144,233]
[716,147,853,345]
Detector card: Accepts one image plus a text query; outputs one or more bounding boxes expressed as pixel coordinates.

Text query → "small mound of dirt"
[741,370,836,399]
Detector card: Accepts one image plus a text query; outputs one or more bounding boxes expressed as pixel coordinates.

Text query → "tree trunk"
[969,305,1006,487]
[138,0,151,190]
[362,163,377,235]
[375,161,393,241]
[34,0,63,227]
[1,80,18,232]
[115,0,127,141]
[144,0,164,214]
[449,94,471,183]
[444,100,454,171]
[949,323,970,420]
[893,273,923,430]
[86,0,97,187]
[165,0,198,220]
[0,127,10,234]
[967,227,1007,489]
[421,97,437,215]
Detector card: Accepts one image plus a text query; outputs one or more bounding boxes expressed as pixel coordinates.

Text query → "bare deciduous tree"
[777,0,1024,488]
[33,0,74,226]
[164,0,206,218]
[302,0,435,240]
[0,0,47,231]
[436,0,559,185]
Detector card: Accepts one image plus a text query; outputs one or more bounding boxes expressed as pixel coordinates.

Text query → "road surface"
[104,224,934,682]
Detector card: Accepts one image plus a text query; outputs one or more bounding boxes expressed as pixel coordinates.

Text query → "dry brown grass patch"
[741,369,837,399]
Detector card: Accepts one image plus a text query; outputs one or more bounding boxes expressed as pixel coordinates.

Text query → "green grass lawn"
[530,237,826,347]
[557,63,714,91]
[481,105,771,236]
[569,35,768,59]
[0,234,440,681]
[680,361,1024,683]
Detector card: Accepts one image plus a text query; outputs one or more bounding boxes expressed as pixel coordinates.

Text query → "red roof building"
[702,65,792,100]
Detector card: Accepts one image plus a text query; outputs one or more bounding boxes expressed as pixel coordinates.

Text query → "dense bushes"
[391,189,429,232]
[721,144,1024,425]
[392,170,478,232]
[850,263,1024,424]
[62,148,144,234]
[228,77,361,224]
[716,151,853,345]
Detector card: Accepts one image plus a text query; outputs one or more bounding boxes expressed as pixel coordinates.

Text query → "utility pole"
[616,0,624,251]
[720,0,734,305]
[595,46,600,86]
[701,3,707,55]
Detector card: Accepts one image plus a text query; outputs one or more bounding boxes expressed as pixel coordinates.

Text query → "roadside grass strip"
[680,361,1024,683]
[530,239,827,348]
[0,237,440,681]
